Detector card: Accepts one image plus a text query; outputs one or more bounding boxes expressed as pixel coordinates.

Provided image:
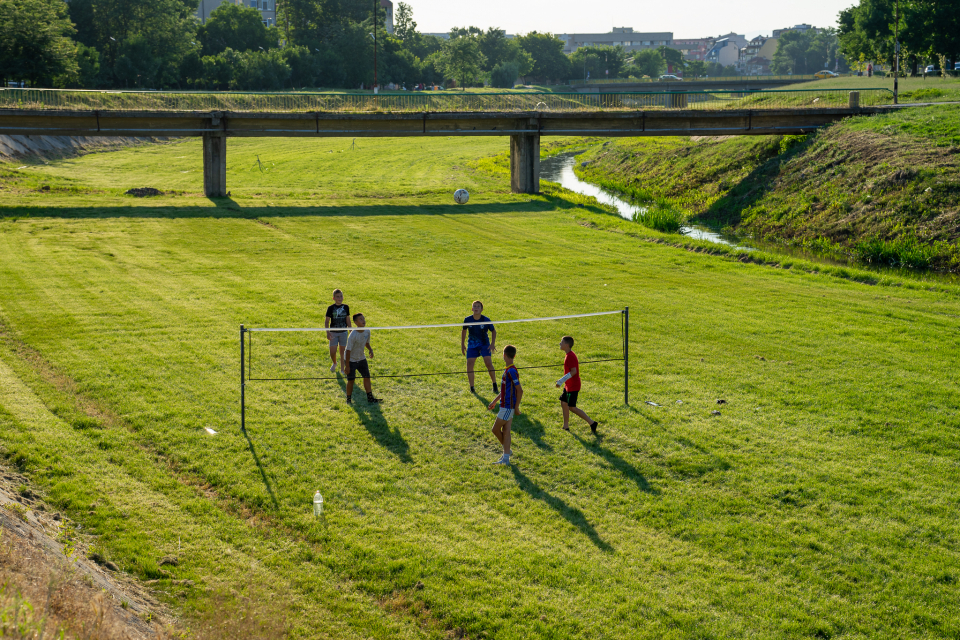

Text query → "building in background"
[705,37,740,67]
[738,35,778,75]
[672,37,713,61]
[557,28,673,54]
[196,0,276,26]
[381,0,393,35]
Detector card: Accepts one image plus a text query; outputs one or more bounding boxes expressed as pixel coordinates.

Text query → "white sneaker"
[494,454,511,465]
[330,363,337,373]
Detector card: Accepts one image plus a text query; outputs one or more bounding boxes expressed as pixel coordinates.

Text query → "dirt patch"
[125,188,164,198]
[0,135,178,162]
[0,464,177,638]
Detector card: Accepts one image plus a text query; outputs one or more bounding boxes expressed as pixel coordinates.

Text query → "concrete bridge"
[0,102,894,197]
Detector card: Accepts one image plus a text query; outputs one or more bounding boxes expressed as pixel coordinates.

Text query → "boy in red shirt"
[556,336,598,434]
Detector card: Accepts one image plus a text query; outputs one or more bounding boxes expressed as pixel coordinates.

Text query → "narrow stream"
[540,152,957,284]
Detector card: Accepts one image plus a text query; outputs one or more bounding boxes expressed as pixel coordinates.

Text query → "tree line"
[838,0,959,74]
[0,0,584,90]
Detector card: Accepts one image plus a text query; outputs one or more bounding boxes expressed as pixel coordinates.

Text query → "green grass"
[2,136,960,638]
[791,75,960,103]
[575,104,960,271]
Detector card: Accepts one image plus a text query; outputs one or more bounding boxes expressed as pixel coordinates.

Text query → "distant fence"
[0,88,894,113]
[569,74,840,85]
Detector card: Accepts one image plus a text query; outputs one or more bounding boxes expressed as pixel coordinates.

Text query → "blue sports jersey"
[463,315,494,348]
[500,366,520,408]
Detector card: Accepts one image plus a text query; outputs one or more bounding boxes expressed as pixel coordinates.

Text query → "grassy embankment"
[576,102,960,270]
[2,136,960,638]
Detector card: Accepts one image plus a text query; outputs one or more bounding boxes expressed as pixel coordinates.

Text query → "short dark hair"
[333,288,343,297]
[473,300,483,310]
[352,313,363,322]
[503,344,517,359]
[562,336,575,347]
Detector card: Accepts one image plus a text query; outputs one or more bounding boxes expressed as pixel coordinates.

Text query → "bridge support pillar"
[203,132,227,198]
[510,134,540,194]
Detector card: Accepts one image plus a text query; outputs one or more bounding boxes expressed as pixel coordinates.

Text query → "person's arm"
[487,389,502,411]
[556,367,578,388]
[489,326,496,351]
[513,382,523,414]
[461,327,467,355]
[366,334,374,358]
[324,310,331,339]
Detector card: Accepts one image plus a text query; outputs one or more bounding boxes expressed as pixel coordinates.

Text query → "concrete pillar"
[510,133,540,194]
[848,91,860,109]
[203,132,226,197]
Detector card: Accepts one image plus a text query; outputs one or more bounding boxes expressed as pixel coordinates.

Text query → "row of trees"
[771,29,848,75]
[0,0,582,90]
[838,0,960,74]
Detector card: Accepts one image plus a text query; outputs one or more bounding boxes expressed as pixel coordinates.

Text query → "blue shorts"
[466,344,491,359]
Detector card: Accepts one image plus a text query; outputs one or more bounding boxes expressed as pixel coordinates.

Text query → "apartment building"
[772,24,816,37]
[558,28,673,54]
[738,35,778,74]
[196,0,276,26]
[672,38,713,61]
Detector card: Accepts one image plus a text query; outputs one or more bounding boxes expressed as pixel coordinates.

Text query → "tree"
[685,60,706,78]
[394,2,416,43]
[657,45,686,74]
[478,27,533,76]
[570,45,626,79]
[438,36,485,88]
[490,61,519,88]
[516,32,571,83]
[69,0,198,88]
[0,0,80,87]
[772,29,842,74]
[198,3,280,57]
[627,49,665,77]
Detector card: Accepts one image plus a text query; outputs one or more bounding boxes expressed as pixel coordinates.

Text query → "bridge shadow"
[572,433,659,495]
[240,426,281,510]
[337,377,412,463]
[510,466,612,552]
[2,200,577,220]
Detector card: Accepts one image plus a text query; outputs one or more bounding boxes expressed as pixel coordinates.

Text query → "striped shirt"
[500,366,520,408]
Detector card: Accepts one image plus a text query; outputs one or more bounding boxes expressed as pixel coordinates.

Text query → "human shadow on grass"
[476,394,553,452]
[3,200,571,220]
[510,466,613,552]
[240,426,281,510]
[572,433,659,496]
[337,377,412,463]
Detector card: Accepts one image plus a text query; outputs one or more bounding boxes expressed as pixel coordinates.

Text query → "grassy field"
[792,75,960,102]
[1,135,960,639]
[576,103,960,271]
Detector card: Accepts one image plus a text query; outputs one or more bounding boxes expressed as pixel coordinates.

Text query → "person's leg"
[363,377,372,393]
[482,355,497,386]
[466,357,477,389]
[492,418,505,447]
[329,340,337,365]
[502,420,512,456]
[338,343,347,370]
[571,407,593,424]
[561,401,571,430]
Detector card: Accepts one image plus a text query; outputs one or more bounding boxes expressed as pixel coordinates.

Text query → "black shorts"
[559,390,579,407]
[347,359,371,381]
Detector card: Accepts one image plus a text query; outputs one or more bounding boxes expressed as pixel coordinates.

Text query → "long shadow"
[572,433,659,495]
[240,426,281,510]
[510,466,613,552]
[337,377,412,463]
[1,201,563,220]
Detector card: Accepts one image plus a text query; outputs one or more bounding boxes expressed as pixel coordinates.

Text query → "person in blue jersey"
[460,300,498,394]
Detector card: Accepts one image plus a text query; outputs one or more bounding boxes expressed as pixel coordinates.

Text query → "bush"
[490,61,519,88]
[852,235,933,268]
[634,198,684,233]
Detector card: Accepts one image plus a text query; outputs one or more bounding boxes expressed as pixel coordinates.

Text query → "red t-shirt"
[563,351,581,392]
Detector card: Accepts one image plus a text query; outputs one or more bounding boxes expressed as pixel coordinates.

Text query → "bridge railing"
[569,74,831,84]
[0,88,894,113]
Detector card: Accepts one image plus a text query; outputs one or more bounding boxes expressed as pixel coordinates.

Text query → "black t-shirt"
[326,303,350,331]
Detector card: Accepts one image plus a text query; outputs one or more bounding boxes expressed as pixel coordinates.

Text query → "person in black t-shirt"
[461,300,498,394]
[325,288,352,373]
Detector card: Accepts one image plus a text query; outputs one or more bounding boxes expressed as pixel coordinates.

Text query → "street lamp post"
[373,0,378,92]
[894,0,900,104]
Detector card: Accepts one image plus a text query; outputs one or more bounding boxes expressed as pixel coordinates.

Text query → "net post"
[240,324,246,432]
[623,307,629,406]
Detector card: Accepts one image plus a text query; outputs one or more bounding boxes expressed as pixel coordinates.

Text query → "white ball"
[454,189,470,204]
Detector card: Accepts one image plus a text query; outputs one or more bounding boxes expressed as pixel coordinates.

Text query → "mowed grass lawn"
[1,136,960,639]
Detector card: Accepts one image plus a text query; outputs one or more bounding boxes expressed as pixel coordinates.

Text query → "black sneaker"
[590,421,599,434]
[346,395,352,405]
[367,394,382,404]
[470,386,476,394]
[493,382,499,394]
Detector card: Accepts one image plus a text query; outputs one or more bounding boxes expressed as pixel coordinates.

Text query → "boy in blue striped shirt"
[487,345,522,466]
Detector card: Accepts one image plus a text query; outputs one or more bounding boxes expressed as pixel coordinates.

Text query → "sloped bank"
[0,134,173,161]
[576,104,960,271]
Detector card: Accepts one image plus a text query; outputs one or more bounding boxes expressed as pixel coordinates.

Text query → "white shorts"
[496,407,514,421]
[328,331,348,347]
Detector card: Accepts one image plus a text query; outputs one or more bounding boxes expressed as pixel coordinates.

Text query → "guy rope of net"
[239,308,630,429]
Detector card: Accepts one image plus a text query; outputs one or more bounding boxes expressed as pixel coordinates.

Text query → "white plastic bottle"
[313,490,323,516]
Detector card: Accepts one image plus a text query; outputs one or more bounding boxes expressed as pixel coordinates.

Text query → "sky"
[406,0,857,38]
